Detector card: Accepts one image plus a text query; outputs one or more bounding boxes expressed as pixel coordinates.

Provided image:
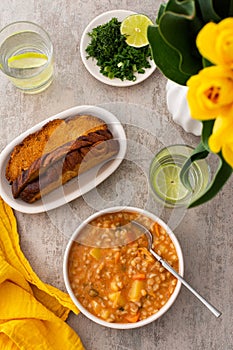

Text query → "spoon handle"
[149,249,222,318]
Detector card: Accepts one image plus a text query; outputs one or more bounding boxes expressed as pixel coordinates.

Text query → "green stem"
[188,152,232,208]
[180,142,209,191]
[180,141,233,208]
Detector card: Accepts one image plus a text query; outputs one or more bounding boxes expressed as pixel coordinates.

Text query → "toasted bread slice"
[11,129,114,198]
[6,114,119,203]
[6,119,62,183]
[6,115,107,183]
[18,138,119,203]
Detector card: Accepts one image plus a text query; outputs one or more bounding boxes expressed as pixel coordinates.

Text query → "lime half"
[120,14,153,48]
[8,52,48,69]
[151,163,189,203]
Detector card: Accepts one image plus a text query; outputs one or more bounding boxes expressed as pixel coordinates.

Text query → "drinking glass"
[0,21,53,94]
[149,144,210,208]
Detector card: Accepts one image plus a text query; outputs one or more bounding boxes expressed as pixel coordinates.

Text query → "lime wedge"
[152,163,189,203]
[120,14,153,48]
[8,52,48,69]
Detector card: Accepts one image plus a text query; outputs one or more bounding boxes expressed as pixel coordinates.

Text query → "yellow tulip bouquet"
[148,0,233,207]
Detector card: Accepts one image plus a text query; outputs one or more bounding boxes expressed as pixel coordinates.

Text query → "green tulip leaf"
[229,0,233,15]
[148,25,190,85]
[180,142,209,191]
[188,152,233,208]
[157,3,166,23]
[180,143,233,208]
[197,0,221,21]
[201,120,215,150]
[165,0,196,16]
[202,57,213,67]
[148,0,204,84]
[159,12,203,75]
[206,0,233,19]
[149,0,233,208]
[148,0,233,85]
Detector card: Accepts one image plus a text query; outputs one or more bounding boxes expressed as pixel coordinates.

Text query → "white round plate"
[80,9,156,87]
[0,105,127,214]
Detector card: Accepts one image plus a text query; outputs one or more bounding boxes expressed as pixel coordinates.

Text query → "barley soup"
[68,211,179,323]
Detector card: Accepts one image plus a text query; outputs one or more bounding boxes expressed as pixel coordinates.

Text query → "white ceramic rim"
[80,9,156,87]
[63,206,184,329]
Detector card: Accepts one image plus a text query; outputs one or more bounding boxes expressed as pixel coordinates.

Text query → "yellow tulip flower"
[197,18,233,67]
[187,65,233,120]
[209,115,233,167]
[221,143,233,168]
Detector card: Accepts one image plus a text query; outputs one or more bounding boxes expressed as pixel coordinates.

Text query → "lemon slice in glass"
[120,14,153,48]
[8,52,48,69]
[152,163,189,203]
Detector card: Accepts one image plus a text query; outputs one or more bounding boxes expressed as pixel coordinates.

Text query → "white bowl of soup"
[63,207,184,329]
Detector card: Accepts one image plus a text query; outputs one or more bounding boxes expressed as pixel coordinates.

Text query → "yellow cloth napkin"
[0,197,85,350]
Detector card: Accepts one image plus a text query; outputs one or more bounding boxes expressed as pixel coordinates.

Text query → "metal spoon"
[131,220,221,318]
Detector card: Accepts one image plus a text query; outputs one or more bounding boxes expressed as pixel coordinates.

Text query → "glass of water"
[0,21,53,94]
[149,144,210,208]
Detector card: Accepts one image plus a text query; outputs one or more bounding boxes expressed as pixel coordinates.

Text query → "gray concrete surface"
[0,1,232,349]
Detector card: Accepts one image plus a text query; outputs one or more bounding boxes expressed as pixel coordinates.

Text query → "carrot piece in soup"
[125,313,140,323]
[153,222,161,237]
[132,273,146,280]
[114,251,120,263]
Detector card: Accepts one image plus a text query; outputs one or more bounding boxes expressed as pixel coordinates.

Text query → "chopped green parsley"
[85,17,152,81]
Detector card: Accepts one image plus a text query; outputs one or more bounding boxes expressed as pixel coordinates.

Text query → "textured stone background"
[0,1,232,349]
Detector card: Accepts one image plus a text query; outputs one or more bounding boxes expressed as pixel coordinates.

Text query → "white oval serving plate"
[0,105,127,214]
[80,9,156,87]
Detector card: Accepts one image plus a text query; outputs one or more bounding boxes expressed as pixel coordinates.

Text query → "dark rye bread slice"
[18,136,119,203]
[12,129,114,198]
[6,115,107,183]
